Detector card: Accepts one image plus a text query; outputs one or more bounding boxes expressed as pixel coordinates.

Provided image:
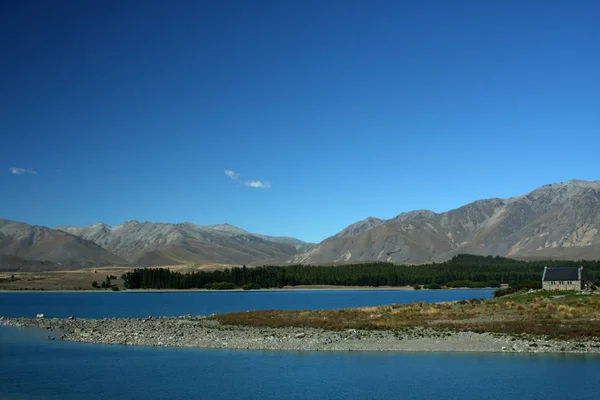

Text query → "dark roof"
[543,267,581,281]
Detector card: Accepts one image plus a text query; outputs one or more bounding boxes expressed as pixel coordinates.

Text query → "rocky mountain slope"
[0,219,127,269]
[292,180,600,264]
[57,221,314,267]
[3,179,599,270]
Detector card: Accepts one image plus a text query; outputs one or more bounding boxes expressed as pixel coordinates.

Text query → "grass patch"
[211,291,600,340]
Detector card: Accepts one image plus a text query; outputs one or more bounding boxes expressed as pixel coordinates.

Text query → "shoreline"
[0,286,498,293]
[2,316,598,355]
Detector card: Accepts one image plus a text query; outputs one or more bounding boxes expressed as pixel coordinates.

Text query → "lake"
[1,289,600,400]
[0,289,495,318]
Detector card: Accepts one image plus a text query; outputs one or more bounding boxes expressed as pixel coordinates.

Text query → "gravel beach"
[2,316,599,354]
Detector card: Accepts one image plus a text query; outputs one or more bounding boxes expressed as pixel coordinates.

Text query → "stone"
[345,329,361,339]
[295,333,306,338]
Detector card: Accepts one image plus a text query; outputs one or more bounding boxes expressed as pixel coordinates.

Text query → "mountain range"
[0,219,127,270]
[1,179,599,271]
[57,221,313,267]
[292,179,600,264]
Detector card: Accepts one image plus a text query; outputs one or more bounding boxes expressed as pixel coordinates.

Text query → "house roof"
[543,267,581,281]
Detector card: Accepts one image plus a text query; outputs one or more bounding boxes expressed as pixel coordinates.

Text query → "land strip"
[213,290,600,339]
[0,264,233,291]
[2,291,600,354]
[2,315,599,354]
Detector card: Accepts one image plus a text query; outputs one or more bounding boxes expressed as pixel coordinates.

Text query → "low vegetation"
[211,291,600,340]
[242,283,261,290]
[204,282,236,290]
[0,267,129,291]
[92,275,116,289]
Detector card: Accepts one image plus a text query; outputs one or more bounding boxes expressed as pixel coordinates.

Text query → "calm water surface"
[0,289,494,318]
[1,290,599,400]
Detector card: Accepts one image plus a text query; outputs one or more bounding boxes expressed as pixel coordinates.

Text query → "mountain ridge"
[56,220,315,267]
[291,179,600,264]
[0,218,127,269]
[2,179,600,270]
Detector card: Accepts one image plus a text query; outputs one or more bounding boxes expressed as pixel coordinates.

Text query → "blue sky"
[1,0,599,243]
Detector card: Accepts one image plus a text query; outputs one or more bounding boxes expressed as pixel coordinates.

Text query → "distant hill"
[57,221,315,267]
[0,219,127,270]
[291,180,600,264]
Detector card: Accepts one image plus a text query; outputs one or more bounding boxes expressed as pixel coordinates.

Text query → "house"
[542,266,584,290]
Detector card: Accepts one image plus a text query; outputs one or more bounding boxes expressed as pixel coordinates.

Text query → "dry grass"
[0,267,132,291]
[212,292,600,340]
[0,263,242,291]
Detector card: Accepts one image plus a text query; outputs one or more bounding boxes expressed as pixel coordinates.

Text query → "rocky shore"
[2,315,599,354]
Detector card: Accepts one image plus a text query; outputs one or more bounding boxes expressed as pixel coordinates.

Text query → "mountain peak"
[328,216,386,241]
[210,223,249,235]
[393,209,436,221]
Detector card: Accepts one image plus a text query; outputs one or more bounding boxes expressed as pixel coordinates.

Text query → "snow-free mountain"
[0,218,127,270]
[293,180,600,264]
[1,179,600,270]
[57,221,314,267]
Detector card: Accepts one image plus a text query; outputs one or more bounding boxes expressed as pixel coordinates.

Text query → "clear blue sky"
[1,0,599,243]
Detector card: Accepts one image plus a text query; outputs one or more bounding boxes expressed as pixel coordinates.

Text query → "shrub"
[413,284,422,290]
[205,282,236,290]
[445,280,490,288]
[111,286,120,291]
[242,283,261,290]
[424,283,441,290]
[493,287,516,298]
[92,281,98,288]
[511,280,542,291]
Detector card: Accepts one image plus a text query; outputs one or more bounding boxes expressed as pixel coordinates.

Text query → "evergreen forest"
[121,254,600,290]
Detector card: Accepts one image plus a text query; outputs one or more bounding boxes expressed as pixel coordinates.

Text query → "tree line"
[120,254,600,290]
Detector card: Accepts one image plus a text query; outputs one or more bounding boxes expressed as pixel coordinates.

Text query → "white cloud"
[9,167,37,175]
[224,169,240,180]
[245,180,272,189]
[224,169,271,189]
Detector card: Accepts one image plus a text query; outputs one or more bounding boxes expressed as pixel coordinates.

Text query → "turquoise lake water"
[1,290,600,399]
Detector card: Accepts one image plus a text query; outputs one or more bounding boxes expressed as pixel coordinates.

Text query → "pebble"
[1,316,598,354]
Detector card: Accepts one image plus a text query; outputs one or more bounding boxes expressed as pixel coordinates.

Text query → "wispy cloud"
[245,180,272,189]
[224,169,240,180]
[224,169,272,189]
[9,167,37,175]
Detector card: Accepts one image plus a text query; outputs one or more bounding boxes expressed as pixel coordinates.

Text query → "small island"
[3,290,600,354]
